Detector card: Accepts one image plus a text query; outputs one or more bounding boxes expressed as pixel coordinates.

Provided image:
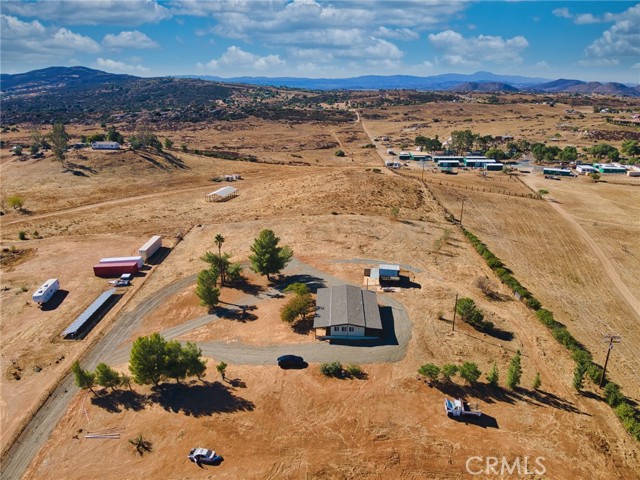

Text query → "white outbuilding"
[206,185,239,202]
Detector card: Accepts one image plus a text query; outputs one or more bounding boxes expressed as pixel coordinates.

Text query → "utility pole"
[452,293,458,331]
[421,160,426,182]
[599,334,621,387]
[459,199,465,226]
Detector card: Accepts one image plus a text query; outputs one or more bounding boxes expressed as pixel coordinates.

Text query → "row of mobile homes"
[437,159,460,171]
[543,168,574,177]
[32,279,60,305]
[433,156,464,164]
[463,156,491,168]
[91,141,120,150]
[398,151,412,161]
[138,236,162,261]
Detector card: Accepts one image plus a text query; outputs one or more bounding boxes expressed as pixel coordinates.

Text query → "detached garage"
[313,285,383,340]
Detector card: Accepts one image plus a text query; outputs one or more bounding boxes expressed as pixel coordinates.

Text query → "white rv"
[32,279,60,305]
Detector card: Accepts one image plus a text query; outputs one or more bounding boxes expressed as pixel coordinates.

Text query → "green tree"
[249,229,293,281]
[537,189,549,199]
[603,382,624,407]
[182,342,207,380]
[335,149,345,157]
[418,363,441,383]
[163,138,174,149]
[486,361,499,387]
[450,130,476,154]
[201,251,229,286]
[485,148,507,161]
[284,282,310,296]
[71,361,97,396]
[559,146,578,162]
[129,127,162,152]
[214,233,225,257]
[119,373,132,390]
[95,363,121,391]
[280,292,314,324]
[195,268,220,308]
[7,194,25,211]
[88,132,106,143]
[106,126,124,144]
[532,372,542,390]
[129,333,169,386]
[320,361,343,377]
[459,362,481,385]
[216,361,227,380]
[165,339,188,383]
[455,297,493,331]
[441,364,458,382]
[49,123,69,167]
[11,145,23,156]
[506,350,522,390]
[621,140,640,158]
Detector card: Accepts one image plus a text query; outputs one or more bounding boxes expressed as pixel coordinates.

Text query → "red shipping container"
[93,261,139,277]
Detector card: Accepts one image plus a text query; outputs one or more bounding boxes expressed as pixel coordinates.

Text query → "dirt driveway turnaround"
[107,257,412,366]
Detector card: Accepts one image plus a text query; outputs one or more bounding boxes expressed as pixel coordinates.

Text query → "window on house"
[341,326,347,332]
[348,327,354,332]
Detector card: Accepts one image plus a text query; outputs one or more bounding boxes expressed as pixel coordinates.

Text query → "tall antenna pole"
[599,334,621,387]
[452,293,459,331]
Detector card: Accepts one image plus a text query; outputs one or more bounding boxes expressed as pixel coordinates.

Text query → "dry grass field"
[1,96,640,479]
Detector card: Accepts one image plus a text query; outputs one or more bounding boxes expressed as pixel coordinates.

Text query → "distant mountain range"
[1,66,638,97]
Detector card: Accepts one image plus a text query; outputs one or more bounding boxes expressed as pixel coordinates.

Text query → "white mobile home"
[576,165,595,175]
[91,141,120,150]
[32,278,60,305]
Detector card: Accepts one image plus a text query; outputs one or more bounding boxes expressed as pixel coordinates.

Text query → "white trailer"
[99,256,144,269]
[138,235,162,261]
[32,278,60,305]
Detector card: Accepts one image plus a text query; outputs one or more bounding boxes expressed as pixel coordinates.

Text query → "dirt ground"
[2,99,640,479]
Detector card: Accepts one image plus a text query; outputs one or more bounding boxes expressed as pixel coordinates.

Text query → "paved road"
[0,258,412,480]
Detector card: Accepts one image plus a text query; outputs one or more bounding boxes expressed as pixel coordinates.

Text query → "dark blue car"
[277,355,305,369]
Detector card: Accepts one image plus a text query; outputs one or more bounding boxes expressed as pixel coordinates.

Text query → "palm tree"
[214,233,225,257]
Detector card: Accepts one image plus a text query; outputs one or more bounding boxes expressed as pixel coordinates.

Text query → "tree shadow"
[90,389,149,413]
[40,289,69,311]
[228,280,263,296]
[161,152,189,170]
[486,326,514,341]
[292,317,314,335]
[65,162,97,174]
[389,276,421,289]
[149,382,254,416]
[227,378,247,389]
[215,303,257,322]
[276,274,326,293]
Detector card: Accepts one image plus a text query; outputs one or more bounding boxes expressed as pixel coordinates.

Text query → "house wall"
[331,325,365,336]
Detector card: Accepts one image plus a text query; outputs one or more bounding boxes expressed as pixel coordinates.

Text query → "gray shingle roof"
[314,285,382,330]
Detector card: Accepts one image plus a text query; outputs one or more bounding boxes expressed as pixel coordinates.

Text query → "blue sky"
[1,1,638,83]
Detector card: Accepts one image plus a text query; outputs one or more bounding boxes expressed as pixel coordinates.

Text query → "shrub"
[551,327,581,351]
[603,382,624,407]
[459,362,481,385]
[586,363,604,385]
[18,231,27,240]
[418,363,440,383]
[456,297,493,332]
[536,309,559,329]
[441,364,458,381]
[524,296,542,310]
[320,361,343,377]
[335,149,345,157]
[532,372,542,390]
[486,361,499,387]
[346,364,365,379]
[506,351,522,390]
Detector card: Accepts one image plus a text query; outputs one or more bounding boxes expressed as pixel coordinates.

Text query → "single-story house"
[205,185,239,202]
[313,285,383,340]
[91,141,120,150]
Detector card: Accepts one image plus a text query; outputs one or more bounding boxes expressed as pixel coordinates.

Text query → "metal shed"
[61,288,118,339]
[206,185,239,202]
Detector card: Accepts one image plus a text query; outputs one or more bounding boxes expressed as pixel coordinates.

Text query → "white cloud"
[0,14,100,66]
[535,60,550,69]
[428,30,529,66]
[2,0,171,26]
[198,46,285,73]
[585,5,640,59]
[577,58,620,67]
[574,13,600,25]
[376,26,419,41]
[95,57,150,73]
[103,31,159,49]
[552,8,571,19]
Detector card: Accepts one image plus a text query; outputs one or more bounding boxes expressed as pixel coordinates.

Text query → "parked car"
[188,448,222,465]
[277,354,305,369]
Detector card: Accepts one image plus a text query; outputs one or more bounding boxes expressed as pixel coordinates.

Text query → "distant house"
[91,141,120,150]
[313,285,383,340]
[205,185,239,202]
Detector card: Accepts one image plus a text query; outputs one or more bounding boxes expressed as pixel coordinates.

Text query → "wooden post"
[599,335,621,387]
[452,293,458,331]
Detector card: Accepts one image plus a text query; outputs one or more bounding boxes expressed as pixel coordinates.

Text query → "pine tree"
[129,333,169,386]
[71,361,97,396]
[95,363,121,391]
[532,372,542,390]
[441,364,458,382]
[248,229,293,280]
[486,361,499,387]
[195,268,220,308]
[506,350,522,390]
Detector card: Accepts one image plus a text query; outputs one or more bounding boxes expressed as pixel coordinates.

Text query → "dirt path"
[544,199,640,321]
